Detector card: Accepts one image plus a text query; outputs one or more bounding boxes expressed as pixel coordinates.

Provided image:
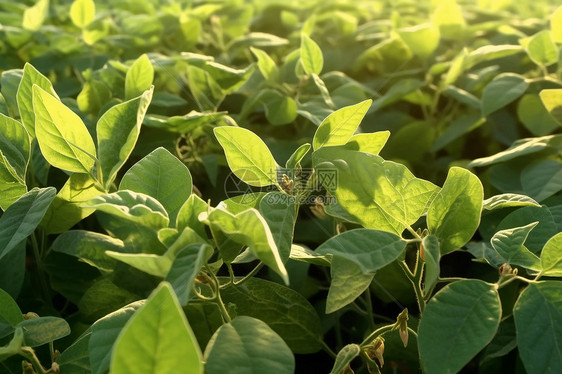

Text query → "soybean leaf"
[540,233,562,277]
[398,23,440,60]
[313,99,371,150]
[525,30,559,67]
[0,187,56,262]
[259,192,297,262]
[0,114,30,208]
[481,73,529,117]
[97,88,153,189]
[77,276,138,321]
[552,6,562,43]
[0,327,23,361]
[84,190,169,229]
[176,194,209,238]
[496,206,557,253]
[432,114,485,152]
[250,47,279,81]
[187,66,224,111]
[125,55,154,100]
[285,143,311,169]
[214,126,279,187]
[300,34,323,75]
[0,243,25,299]
[370,79,425,113]
[325,256,374,314]
[33,85,97,174]
[422,235,440,296]
[289,244,331,266]
[56,330,91,374]
[418,280,501,374]
[70,0,95,28]
[482,193,540,210]
[443,86,481,109]
[441,49,467,88]
[51,230,124,272]
[256,89,298,126]
[41,174,104,234]
[0,289,23,328]
[465,44,523,70]
[343,131,390,155]
[110,283,203,374]
[491,222,541,270]
[89,301,144,374]
[330,344,361,374]
[220,278,323,354]
[22,0,48,31]
[517,94,560,136]
[521,160,562,202]
[539,89,562,124]
[204,316,294,374]
[120,147,192,224]
[427,167,483,254]
[514,281,562,374]
[18,316,70,347]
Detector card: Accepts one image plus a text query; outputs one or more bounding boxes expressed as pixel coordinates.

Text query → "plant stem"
[319,339,337,359]
[364,288,376,332]
[360,325,393,348]
[399,249,426,314]
[233,262,264,286]
[19,347,48,374]
[30,233,52,308]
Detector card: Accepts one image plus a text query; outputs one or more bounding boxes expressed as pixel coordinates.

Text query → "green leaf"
[18,316,70,347]
[259,192,297,262]
[22,0,48,31]
[418,280,501,374]
[250,47,279,81]
[204,316,294,374]
[540,233,562,277]
[398,23,440,60]
[120,147,192,224]
[300,34,323,75]
[482,193,540,210]
[517,94,560,136]
[432,0,466,39]
[465,44,523,70]
[491,222,541,270]
[186,66,224,111]
[285,143,311,169]
[97,88,153,189]
[56,330,91,374]
[289,244,331,266]
[125,55,154,100]
[481,73,529,117]
[442,49,467,88]
[326,256,374,314]
[33,85,97,174]
[70,0,95,28]
[16,63,57,138]
[422,235,440,296]
[0,187,56,262]
[427,167,483,254]
[514,281,562,374]
[51,230,124,271]
[330,344,361,374]
[540,89,562,124]
[221,278,323,354]
[257,89,298,126]
[312,99,372,151]
[0,243,25,300]
[176,194,209,238]
[110,283,203,374]
[443,86,481,109]
[343,131,390,155]
[84,190,169,229]
[370,79,425,112]
[521,160,562,202]
[432,114,485,152]
[214,126,278,187]
[0,327,23,361]
[0,114,30,209]
[552,6,562,43]
[0,288,23,327]
[89,301,144,374]
[525,30,559,67]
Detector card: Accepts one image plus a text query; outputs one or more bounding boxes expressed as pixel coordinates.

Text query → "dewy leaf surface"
[204,316,295,374]
[110,283,203,374]
[418,280,501,374]
[214,126,278,187]
[514,281,562,374]
[33,85,96,174]
[427,167,483,254]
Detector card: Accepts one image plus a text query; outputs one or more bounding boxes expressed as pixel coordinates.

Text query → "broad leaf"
[517,94,559,136]
[214,127,278,187]
[525,30,559,67]
[521,160,562,202]
[482,193,540,210]
[539,89,562,124]
[285,143,311,169]
[0,114,30,209]
[110,282,203,374]
[330,344,361,374]
[427,167,483,254]
[70,0,95,28]
[0,288,23,328]
[97,88,153,189]
[250,47,279,81]
[33,85,96,174]
[540,233,562,277]
[204,316,294,374]
[418,280,501,374]
[300,34,323,75]
[0,327,23,361]
[491,222,541,270]
[22,0,48,31]
[18,316,70,347]
[259,192,297,262]
[125,54,154,100]
[56,330,91,374]
[220,278,323,354]
[552,6,562,43]
[120,147,192,224]
[496,206,557,253]
[398,23,440,60]
[344,131,390,155]
[0,187,56,262]
[325,256,374,314]
[514,281,562,374]
[176,194,209,238]
[313,99,371,150]
[481,73,528,117]
[422,235,440,296]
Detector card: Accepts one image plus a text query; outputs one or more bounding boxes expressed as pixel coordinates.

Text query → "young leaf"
[524,30,559,67]
[422,235,440,296]
[398,23,440,60]
[540,233,562,277]
[204,316,295,374]
[214,126,279,187]
[343,131,390,155]
[312,99,372,151]
[300,34,323,75]
[17,316,71,347]
[285,143,311,169]
[16,63,57,138]
[418,280,501,374]
[0,187,56,262]
[70,0,95,28]
[176,194,209,238]
[552,6,562,43]
[0,327,23,361]
[482,193,540,210]
[539,89,562,124]
[330,344,361,374]
[259,192,297,262]
[119,147,192,224]
[514,281,562,374]
[97,88,153,189]
[33,85,97,174]
[250,47,279,81]
[220,278,323,354]
[110,282,203,374]
[0,114,30,209]
[427,167,483,254]
[104,252,173,278]
[496,206,557,253]
[22,0,48,31]
[125,55,154,100]
[481,73,529,117]
[491,222,541,270]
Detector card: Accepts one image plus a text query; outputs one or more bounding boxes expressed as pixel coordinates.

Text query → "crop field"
[0,0,562,373]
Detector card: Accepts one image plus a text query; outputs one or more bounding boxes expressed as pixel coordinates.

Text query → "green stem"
[360,325,393,348]
[399,251,425,315]
[364,288,376,332]
[319,339,337,359]
[30,233,52,308]
[19,347,48,374]
[233,262,264,286]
